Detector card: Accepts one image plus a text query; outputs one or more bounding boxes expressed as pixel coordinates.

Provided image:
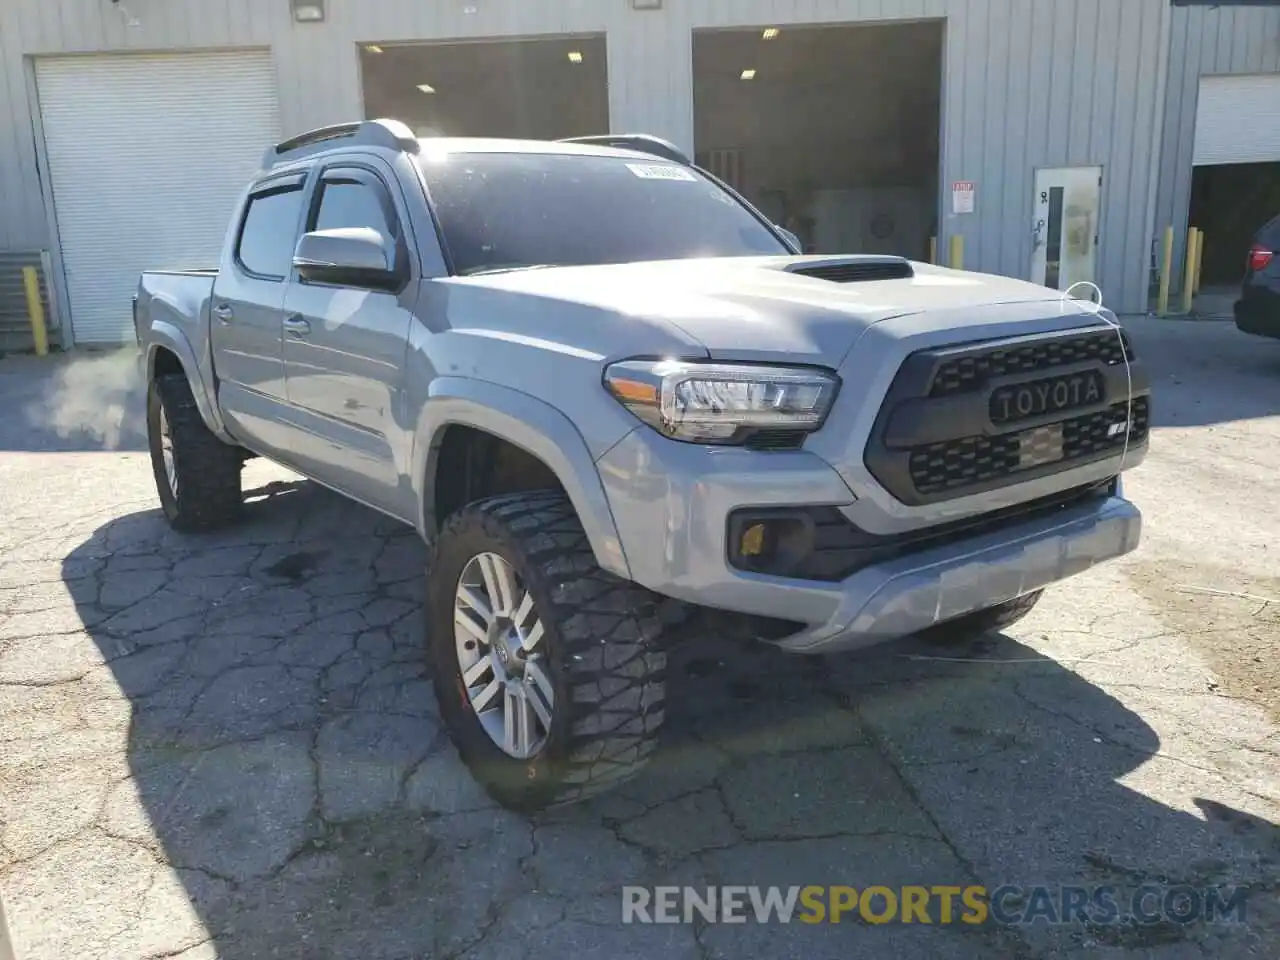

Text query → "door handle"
[283,316,311,337]
[212,303,235,324]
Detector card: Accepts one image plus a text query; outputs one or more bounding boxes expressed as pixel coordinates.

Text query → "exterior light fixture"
[365,45,384,54]
[568,51,584,63]
[762,28,780,40]
[417,83,437,94]
[291,0,325,23]
[740,68,757,80]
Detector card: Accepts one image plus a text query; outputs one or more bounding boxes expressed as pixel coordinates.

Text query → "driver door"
[281,161,416,516]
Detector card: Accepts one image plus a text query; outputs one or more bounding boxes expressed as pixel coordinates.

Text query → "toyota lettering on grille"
[989,370,1105,426]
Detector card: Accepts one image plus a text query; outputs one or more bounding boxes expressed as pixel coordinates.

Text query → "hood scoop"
[784,256,914,283]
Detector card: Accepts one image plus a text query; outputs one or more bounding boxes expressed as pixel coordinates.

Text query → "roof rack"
[556,134,691,166]
[263,118,420,167]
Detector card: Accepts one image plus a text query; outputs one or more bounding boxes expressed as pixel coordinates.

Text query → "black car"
[1235,214,1280,339]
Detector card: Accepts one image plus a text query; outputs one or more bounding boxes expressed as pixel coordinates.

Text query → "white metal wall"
[1156,3,1280,275]
[0,0,1171,314]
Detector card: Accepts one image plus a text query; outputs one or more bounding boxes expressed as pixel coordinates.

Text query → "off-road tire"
[920,589,1044,643]
[426,490,668,811]
[147,374,243,532]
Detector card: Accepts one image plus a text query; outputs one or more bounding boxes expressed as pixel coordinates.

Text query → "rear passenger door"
[281,160,415,515]
[210,173,307,457]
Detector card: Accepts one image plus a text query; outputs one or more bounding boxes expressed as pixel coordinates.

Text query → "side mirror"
[776,226,802,253]
[293,228,399,290]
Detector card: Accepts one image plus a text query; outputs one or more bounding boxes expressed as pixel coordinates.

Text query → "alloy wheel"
[453,551,555,759]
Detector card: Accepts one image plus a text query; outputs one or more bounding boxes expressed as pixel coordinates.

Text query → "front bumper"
[771,491,1140,654]
[596,429,1141,654]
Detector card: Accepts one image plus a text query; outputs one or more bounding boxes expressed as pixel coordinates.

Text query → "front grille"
[744,429,808,451]
[908,397,1149,496]
[930,330,1132,397]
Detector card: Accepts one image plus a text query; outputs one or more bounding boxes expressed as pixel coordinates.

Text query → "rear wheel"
[919,590,1044,643]
[147,374,243,531]
[426,490,668,811]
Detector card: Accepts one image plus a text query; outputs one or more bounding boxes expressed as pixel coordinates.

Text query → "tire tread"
[152,374,242,531]
[430,490,668,809]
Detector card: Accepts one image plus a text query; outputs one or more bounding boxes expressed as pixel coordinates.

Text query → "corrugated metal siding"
[1,0,1169,313]
[0,251,55,355]
[1156,4,1280,275]
[1193,73,1280,165]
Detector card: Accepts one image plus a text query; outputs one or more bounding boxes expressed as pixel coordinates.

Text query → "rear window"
[236,184,306,279]
[418,151,787,275]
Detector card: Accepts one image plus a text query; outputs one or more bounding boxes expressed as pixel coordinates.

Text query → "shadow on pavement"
[61,480,1279,959]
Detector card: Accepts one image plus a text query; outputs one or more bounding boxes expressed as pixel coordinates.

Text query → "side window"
[312,176,397,239]
[236,184,305,279]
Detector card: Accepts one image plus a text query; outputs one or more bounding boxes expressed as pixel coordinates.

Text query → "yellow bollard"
[1187,231,1198,295]
[948,234,964,270]
[928,236,937,265]
[1156,226,1174,316]
[1181,227,1200,314]
[22,266,49,356]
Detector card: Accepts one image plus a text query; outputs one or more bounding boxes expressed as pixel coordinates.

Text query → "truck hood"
[455,256,1091,365]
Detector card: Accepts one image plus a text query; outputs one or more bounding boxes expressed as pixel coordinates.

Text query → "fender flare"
[412,377,632,580]
[144,320,232,440]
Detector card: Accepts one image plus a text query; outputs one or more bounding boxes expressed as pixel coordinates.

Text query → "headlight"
[603,359,839,445]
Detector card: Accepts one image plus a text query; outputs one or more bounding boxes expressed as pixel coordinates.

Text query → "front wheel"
[426,491,668,811]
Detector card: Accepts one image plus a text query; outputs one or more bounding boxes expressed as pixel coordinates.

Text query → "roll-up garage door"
[35,52,281,344]
[1193,73,1280,167]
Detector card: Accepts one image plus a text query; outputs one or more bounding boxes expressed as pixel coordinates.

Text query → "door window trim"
[300,161,412,292]
[233,172,309,282]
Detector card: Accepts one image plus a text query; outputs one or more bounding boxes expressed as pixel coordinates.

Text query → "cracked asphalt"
[1,316,1278,959]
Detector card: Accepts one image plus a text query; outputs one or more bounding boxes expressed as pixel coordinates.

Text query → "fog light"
[740,523,768,558]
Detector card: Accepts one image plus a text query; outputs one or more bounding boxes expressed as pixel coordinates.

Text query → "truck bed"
[135,270,218,346]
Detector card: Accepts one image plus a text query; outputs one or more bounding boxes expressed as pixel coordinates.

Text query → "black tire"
[147,374,243,532]
[919,589,1044,643]
[426,490,668,811]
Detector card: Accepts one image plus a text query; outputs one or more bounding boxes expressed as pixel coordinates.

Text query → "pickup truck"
[134,118,1150,811]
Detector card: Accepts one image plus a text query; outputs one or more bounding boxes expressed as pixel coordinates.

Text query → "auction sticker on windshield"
[627,163,699,182]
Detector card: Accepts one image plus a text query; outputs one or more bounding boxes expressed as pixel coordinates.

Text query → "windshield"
[418,150,789,275]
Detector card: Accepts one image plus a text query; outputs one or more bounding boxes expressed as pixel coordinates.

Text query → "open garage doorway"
[693,21,942,259]
[1189,73,1280,289]
[359,35,608,140]
[1188,164,1280,288]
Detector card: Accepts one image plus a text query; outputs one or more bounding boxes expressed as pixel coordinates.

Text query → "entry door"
[282,162,415,515]
[1031,167,1102,292]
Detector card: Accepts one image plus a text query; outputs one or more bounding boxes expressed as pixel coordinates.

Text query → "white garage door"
[36,52,281,344]
[1193,73,1280,167]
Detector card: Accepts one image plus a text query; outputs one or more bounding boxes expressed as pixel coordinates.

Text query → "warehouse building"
[0,0,1277,348]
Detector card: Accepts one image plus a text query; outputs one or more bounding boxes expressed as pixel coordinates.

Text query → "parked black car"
[1235,214,1280,340]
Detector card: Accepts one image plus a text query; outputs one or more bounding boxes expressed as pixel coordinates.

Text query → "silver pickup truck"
[134,119,1150,810]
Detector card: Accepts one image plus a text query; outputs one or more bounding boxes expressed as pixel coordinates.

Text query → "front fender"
[411,377,632,580]
[145,319,232,441]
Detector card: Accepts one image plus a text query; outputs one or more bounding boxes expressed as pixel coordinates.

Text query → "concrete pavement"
[0,317,1277,959]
